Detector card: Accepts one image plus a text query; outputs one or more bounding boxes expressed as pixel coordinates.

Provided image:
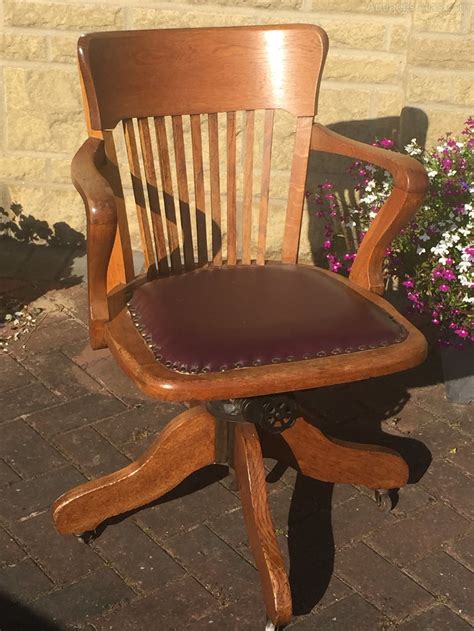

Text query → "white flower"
[417,247,426,255]
[427,170,438,178]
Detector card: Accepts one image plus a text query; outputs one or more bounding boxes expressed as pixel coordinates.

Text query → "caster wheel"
[74,530,97,544]
[374,489,392,513]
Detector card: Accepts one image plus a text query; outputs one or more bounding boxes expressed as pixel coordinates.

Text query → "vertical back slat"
[103,130,135,287]
[242,110,255,265]
[281,116,313,264]
[122,119,155,271]
[208,112,222,265]
[190,114,208,265]
[172,115,195,270]
[154,116,182,272]
[226,111,237,265]
[256,109,274,265]
[137,118,169,275]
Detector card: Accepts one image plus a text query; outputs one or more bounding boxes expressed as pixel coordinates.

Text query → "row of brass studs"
[127,302,408,375]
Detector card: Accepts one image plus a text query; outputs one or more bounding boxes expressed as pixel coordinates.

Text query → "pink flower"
[438,284,450,292]
[323,239,332,250]
[443,270,456,281]
[455,329,469,338]
[403,279,414,288]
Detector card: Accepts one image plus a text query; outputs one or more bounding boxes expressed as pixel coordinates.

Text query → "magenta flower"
[402,279,414,288]
[443,270,456,281]
[438,284,450,292]
[323,239,332,250]
[455,329,469,338]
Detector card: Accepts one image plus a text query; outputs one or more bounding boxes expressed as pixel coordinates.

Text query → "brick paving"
[0,243,472,630]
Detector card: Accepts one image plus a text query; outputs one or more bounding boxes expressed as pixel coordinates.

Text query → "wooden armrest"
[72,137,117,348]
[71,137,117,225]
[311,123,429,294]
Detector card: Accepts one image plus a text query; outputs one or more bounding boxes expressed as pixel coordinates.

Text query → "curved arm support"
[72,137,117,348]
[311,123,429,294]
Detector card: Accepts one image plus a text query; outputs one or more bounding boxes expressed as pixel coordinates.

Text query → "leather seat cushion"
[127,264,407,374]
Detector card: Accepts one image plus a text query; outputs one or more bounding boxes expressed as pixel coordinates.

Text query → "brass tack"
[316,351,326,357]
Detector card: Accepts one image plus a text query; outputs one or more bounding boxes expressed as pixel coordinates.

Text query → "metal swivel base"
[207,393,298,434]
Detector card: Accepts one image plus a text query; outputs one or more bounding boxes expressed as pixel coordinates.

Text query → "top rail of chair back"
[78,24,329,129]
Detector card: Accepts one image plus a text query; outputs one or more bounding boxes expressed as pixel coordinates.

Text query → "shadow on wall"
[306,106,429,263]
[0,203,86,320]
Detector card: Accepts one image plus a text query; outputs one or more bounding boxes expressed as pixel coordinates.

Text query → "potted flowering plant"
[308,117,473,402]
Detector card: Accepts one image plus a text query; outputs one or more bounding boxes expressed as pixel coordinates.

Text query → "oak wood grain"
[281,116,313,264]
[172,115,195,270]
[311,124,429,294]
[190,113,208,266]
[53,405,216,534]
[123,119,155,271]
[260,417,409,489]
[234,423,292,626]
[154,116,182,273]
[242,110,255,264]
[208,112,223,265]
[79,25,328,128]
[137,117,170,274]
[256,109,274,265]
[102,130,135,290]
[226,111,237,265]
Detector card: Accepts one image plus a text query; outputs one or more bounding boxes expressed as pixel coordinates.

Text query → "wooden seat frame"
[53,25,429,628]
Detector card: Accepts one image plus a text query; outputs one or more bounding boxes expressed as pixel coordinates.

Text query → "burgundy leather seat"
[128,264,407,375]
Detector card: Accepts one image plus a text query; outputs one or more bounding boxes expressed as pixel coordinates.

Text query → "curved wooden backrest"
[78,25,329,285]
[80,25,327,127]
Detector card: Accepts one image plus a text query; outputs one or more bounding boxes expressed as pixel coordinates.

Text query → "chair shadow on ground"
[0,593,63,631]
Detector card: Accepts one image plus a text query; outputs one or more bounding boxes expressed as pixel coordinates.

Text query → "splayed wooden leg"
[260,417,409,490]
[234,423,292,627]
[53,405,216,534]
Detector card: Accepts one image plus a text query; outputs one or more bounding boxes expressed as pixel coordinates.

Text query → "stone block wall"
[0,0,473,254]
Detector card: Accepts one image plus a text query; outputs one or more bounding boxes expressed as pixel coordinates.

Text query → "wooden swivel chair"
[53,25,429,628]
